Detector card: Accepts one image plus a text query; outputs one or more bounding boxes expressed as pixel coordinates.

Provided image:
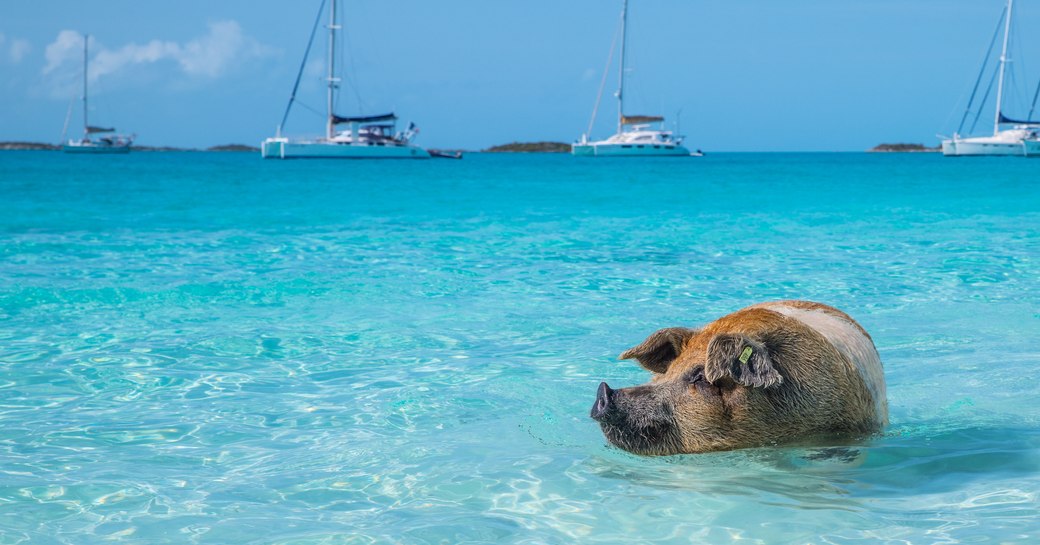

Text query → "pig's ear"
[619,327,697,374]
[704,334,782,388]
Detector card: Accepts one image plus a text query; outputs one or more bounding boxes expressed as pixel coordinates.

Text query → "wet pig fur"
[591,301,888,455]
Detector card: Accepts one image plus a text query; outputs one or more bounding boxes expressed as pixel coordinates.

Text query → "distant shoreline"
[0,141,949,154]
[868,143,940,153]
[0,142,260,152]
[484,141,571,153]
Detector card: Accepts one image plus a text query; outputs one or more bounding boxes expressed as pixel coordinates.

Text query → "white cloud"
[42,21,275,87]
[177,20,262,77]
[43,30,85,75]
[9,38,30,63]
[0,32,32,63]
[91,39,181,80]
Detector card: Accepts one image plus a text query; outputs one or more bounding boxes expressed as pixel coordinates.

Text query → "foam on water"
[1,151,1038,543]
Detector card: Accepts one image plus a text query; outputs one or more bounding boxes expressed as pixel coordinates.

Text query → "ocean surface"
[1,150,1038,544]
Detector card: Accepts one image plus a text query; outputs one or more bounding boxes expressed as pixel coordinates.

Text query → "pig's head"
[590,326,792,456]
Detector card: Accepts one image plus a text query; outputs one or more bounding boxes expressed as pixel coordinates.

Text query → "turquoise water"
[1,151,1038,544]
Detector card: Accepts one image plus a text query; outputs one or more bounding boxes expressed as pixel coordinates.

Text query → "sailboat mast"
[82,34,89,140]
[617,0,628,134]
[326,0,339,140]
[994,0,1013,135]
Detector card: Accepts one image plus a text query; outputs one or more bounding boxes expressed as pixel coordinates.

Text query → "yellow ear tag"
[738,347,753,365]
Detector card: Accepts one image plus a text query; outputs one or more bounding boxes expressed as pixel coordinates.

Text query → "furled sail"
[998,112,1040,126]
[332,113,397,124]
[620,115,664,125]
[86,126,116,133]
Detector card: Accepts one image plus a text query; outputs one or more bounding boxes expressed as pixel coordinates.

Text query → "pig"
[590,301,887,455]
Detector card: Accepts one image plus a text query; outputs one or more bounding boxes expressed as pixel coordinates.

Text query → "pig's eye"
[686,367,724,400]
[685,368,707,385]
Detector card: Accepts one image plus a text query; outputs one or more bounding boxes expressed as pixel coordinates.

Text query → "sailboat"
[941,0,1040,157]
[62,34,134,154]
[573,0,693,157]
[261,0,429,159]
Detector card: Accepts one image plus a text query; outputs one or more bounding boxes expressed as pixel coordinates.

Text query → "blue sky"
[2,0,1039,151]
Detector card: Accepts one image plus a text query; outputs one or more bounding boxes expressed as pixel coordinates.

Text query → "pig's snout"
[590,382,616,421]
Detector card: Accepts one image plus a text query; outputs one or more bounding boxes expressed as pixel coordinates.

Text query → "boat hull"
[261,138,430,159]
[571,142,693,157]
[944,133,1040,156]
[62,143,131,154]
[942,137,1040,157]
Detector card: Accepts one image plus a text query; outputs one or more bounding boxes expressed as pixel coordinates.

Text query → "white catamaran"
[262,0,429,159]
[941,0,1040,157]
[63,34,134,154]
[573,0,693,157]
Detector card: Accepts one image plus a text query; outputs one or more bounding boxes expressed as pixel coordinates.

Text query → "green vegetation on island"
[869,143,940,153]
[206,144,261,152]
[0,141,59,150]
[484,141,571,153]
[132,145,192,152]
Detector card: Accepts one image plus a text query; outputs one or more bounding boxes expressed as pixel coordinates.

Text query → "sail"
[332,113,397,124]
[998,112,1040,126]
[621,115,665,125]
[86,125,116,133]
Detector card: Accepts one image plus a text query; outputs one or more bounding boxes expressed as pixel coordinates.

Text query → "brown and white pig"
[591,301,888,455]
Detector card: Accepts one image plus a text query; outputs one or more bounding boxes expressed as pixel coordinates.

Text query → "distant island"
[0,141,59,150]
[869,143,940,153]
[133,145,192,152]
[0,141,259,152]
[485,141,571,153]
[206,144,260,152]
